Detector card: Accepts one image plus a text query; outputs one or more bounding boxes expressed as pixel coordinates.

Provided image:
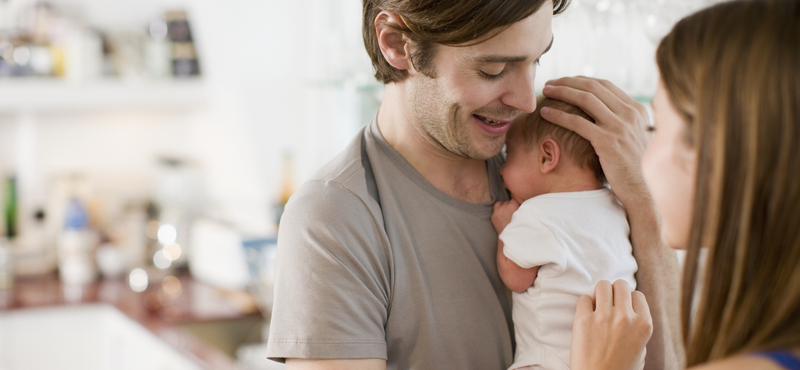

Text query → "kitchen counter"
[0,272,262,370]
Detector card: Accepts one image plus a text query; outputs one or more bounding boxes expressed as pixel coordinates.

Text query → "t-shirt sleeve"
[499,209,567,270]
[266,179,390,362]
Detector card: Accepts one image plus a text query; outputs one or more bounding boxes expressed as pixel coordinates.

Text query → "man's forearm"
[627,196,685,370]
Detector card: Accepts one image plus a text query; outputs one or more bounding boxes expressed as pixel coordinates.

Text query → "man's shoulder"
[306,127,369,186]
[286,127,381,223]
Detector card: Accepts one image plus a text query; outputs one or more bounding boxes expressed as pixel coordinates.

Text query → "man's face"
[407,3,554,160]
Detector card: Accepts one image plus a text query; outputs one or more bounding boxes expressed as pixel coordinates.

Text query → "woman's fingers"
[576,294,594,315]
[593,280,614,313]
[613,279,633,311]
[570,281,654,370]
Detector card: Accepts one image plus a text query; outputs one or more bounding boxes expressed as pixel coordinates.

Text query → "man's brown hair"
[512,98,604,184]
[363,0,571,84]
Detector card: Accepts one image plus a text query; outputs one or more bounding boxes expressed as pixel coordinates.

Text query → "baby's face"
[501,131,547,204]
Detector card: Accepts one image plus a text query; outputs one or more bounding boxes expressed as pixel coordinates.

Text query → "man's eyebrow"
[473,36,555,64]
[474,55,528,64]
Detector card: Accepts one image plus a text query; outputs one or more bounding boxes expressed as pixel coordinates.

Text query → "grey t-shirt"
[267,120,513,369]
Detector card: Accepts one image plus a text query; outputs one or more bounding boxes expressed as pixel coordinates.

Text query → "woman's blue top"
[757,350,800,370]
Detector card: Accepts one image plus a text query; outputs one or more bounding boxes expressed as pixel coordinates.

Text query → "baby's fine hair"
[513,98,605,184]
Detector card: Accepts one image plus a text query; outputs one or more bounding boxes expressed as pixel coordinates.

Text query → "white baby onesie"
[500,188,638,370]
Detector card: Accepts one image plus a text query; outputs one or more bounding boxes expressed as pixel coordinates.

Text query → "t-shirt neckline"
[367,119,503,215]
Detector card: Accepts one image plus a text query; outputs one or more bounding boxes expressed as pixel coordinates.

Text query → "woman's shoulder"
[689,351,800,370]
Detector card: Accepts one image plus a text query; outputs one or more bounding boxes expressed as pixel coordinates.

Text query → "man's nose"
[502,67,537,113]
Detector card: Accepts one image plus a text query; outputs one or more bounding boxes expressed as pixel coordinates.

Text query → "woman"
[543,0,800,369]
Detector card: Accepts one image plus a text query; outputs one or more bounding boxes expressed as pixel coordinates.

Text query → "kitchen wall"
[0,0,721,238]
[0,0,367,237]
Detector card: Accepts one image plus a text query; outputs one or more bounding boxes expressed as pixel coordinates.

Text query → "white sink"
[0,304,202,370]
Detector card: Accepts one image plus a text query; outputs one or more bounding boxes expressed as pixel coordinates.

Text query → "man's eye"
[480,70,505,81]
[534,59,541,66]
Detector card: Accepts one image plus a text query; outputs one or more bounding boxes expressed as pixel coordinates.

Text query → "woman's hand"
[570,280,653,370]
[540,77,651,210]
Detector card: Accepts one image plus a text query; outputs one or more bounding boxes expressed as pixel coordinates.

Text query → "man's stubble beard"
[410,74,504,161]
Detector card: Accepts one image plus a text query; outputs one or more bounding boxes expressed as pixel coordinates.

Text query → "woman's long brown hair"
[656,0,800,366]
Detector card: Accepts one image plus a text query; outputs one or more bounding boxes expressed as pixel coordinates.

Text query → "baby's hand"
[492,199,520,233]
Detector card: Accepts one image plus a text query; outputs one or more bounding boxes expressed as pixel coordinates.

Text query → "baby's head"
[501,98,605,202]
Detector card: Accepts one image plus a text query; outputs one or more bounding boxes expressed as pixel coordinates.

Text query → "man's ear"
[539,138,561,174]
[375,11,412,72]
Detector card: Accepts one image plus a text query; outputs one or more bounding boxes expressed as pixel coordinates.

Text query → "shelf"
[0,78,208,114]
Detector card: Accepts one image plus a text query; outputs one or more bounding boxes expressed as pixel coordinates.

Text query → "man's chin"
[435,129,505,160]
[464,142,506,160]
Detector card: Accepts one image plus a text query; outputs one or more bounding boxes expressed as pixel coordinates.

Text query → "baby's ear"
[539,138,561,174]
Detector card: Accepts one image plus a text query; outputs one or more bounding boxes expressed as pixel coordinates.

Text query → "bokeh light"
[153,250,172,269]
[162,275,182,296]
[157,224,177,245]
[129,268,149,292]
[163,243,182,261]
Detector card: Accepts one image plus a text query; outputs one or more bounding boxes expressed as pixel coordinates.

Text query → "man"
[267,0,683,369]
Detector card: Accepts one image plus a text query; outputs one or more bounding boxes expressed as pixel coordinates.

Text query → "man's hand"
[492,199,521,234]
[570,280,653,370]
[540,77,650,210]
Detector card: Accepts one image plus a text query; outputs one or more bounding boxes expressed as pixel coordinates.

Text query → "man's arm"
[541,77,684,370]
[622,187,683,370]
[286,359,386,370]
[267,180,391,364]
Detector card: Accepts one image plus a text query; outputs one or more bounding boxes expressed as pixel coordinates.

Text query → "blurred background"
[0,0,722,369]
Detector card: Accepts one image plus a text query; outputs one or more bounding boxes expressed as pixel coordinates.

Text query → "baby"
[492,98,639,370]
